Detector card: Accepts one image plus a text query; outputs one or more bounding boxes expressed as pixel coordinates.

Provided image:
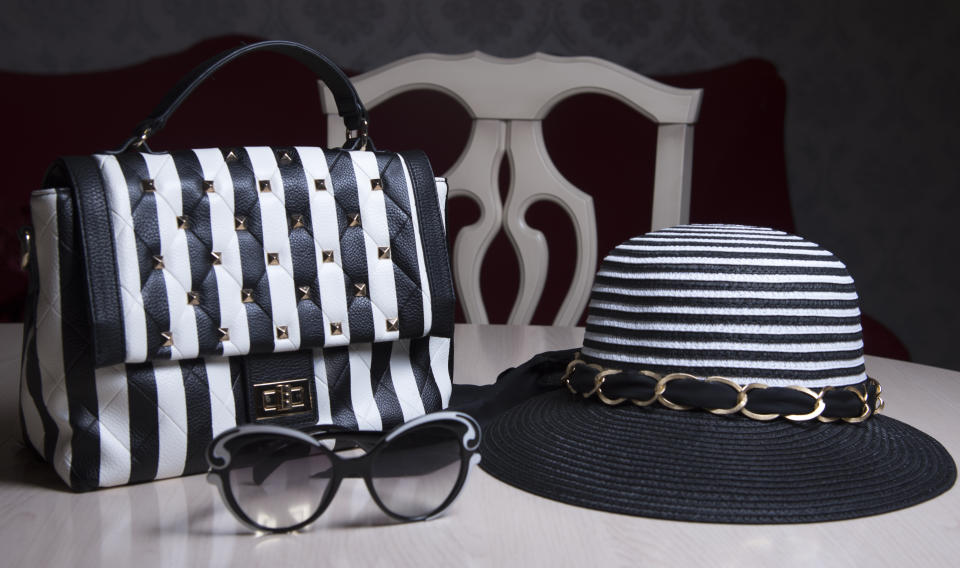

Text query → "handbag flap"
[48,146,454,367]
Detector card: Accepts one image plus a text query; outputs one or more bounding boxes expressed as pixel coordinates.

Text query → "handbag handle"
[115,40,370,153]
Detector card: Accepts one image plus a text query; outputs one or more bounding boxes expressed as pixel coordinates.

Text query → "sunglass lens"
[369,425,464,519]
[227,436,334,530]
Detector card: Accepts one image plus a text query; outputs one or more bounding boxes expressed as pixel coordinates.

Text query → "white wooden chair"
[323,52,702,325]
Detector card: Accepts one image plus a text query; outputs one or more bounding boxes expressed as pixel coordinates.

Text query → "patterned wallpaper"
[2,0,958,370]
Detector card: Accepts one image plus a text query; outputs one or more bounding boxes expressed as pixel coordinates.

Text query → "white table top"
[1,322,958,567]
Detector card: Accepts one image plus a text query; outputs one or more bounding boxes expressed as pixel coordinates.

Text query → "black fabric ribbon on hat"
[450,348,882,426]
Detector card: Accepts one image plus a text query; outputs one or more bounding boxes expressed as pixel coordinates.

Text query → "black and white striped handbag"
[18,41,456,490]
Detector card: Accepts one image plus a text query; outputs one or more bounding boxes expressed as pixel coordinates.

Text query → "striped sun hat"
[479,224,956,523]
[581,223,866,386]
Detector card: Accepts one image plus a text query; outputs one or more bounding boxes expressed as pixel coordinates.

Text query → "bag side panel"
[25,187,100,489]
[20,190,62,469]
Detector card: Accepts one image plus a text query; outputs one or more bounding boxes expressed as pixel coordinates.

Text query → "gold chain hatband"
[560,353,884,423]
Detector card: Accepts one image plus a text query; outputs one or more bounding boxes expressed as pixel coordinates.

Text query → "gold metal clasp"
[254,378,313,420]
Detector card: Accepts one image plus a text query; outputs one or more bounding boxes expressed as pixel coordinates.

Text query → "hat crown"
[581,224,865,387]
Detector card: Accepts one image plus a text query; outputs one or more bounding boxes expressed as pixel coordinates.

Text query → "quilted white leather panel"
[350,151,400,342]
[429,336,452,407]
[297,146,351,346]
[248,146,302,352]
[194,148,251,356]
[97,154,149,362]
[349,346,384,431]
[142,152,201,360]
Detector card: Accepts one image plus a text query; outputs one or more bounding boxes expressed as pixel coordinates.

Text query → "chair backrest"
[323,52,701,325]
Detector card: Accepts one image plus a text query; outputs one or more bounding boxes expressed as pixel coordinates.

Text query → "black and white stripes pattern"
[581,224,867,387]
[96,147,441,362]
[20,146,454,490]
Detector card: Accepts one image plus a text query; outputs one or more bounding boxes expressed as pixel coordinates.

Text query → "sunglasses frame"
[206,410,481,533]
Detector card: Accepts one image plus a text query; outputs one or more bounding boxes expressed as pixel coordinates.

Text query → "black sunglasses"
[206,411,481,533]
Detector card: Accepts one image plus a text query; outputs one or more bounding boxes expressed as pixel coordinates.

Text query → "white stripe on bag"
[429,336,452,407]
[141,153,200,360]
[30,189,72,483]
[349,151,399,342]
[153,362,189,479]
[297,147,350,346]
[95,364,132,486]
[348,345,383,431]
[205,359,238,436]
[311,348,334,426]
[247,147,301,351]
[388,340,427,422]
[193,148,250,356]
[96,154,149,361]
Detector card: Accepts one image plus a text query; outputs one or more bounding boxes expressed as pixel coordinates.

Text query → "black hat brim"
[480,388,956,523]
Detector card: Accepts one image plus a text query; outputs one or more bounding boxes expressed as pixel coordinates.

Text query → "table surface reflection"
[1,323,958,567]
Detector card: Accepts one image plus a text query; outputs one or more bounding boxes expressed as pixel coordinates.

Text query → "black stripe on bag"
[399,151,455,336]
[229,357,246,423]
[116,152,172,359]
[326,150,374,341]
[370,342,403,430]
[225,148,274,352]
[171,151,221,354]
[408,337,442,412]
[179,359,213,475]
[57,188,102,490]
[126,362,160,483]
[322,345,358,429]
[280,148,325,347]
[375,153,425,337]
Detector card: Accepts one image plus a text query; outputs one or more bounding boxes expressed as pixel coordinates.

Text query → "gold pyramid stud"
[278,150,293,165]
[347,212,361,227]
[141,179,156,193]
[267,252,280,265]
[297,285,311,301]
[234,216,247,230]
[314,179,327,191]
[176,216,189,230]
[290,214,306,229]
[210,251,222,265]
[186,291,200,305]
[330,321,343,336]
[354,282,367,297]
[276,325,289,340]
[241,288,254,303]
[152,255,164,270]
[370,178,383,191]
[377,246,391,260]
[385,318,399,333]
[203,180,215,193]
[217,327,230,342]
[225,149,239,162]
[160,331,174,347]
[321,249,334,263]
[259,180,272,193]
